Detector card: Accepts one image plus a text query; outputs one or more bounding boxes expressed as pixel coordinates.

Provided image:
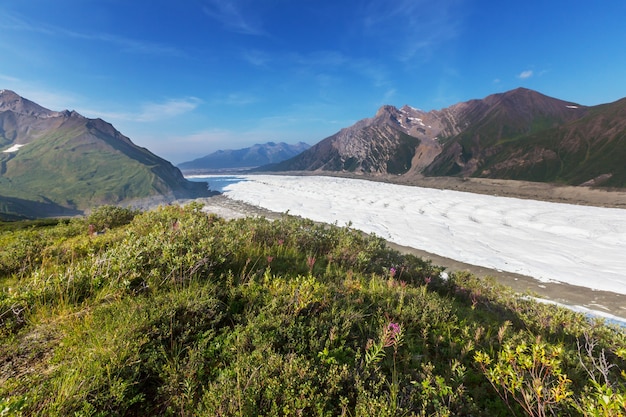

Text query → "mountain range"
[178,141,310,173]
[0,90,209,219]
[3,87,625,219]
[261,88,626,188]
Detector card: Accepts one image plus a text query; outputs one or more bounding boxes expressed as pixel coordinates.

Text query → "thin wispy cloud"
[360,0,464,62]
[381,88,397,104]
[202,0,265,36]
[0,10,183,57]
[0,11,55,35]
[518,70,534,79]
[292,50,349,68]
[91,33,183,57]
[136,98,203,122]
[209,92,259,106]
[351,59,390,88]
[83,97,202,123]
[163,128,275,161]
[242,49,271,67]
[0,73,20,83]
[290,51,391,90]
[0,83,84,113]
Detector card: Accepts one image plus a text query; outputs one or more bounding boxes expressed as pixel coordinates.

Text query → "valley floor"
[186,190,626,324]
[279,171,626,209]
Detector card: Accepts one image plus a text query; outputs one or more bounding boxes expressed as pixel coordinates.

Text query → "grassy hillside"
[1,205,625,416]
[1,127,155,205]
[0,99,210,219]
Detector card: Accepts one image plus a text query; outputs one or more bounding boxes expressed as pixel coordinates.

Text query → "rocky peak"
[0,89,59,118]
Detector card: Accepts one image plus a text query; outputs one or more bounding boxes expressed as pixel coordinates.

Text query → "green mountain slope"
[412,89,626,187]
[472,97,626,187]
[0,91,209,218]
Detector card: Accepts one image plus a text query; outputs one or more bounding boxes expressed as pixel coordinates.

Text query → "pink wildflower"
[307,256,316,272]
[383,322,402,347]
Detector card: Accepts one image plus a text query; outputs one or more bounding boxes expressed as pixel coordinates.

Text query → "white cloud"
[518,70,534,79]
[80,97,202,123]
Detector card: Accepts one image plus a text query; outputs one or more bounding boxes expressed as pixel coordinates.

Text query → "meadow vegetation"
[1,204,625,416]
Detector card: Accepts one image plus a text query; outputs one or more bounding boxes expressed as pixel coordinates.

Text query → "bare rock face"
[261,87,626,188]
[264,102,461,175]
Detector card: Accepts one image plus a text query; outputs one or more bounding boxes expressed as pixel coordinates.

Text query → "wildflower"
[383,322,402,347]
[307,256,316,272]
[424,276,431,285]
[267,256,274,264]
[390,267,397,278]
[277,239,284,246]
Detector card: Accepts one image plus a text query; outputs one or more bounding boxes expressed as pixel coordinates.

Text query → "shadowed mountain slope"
[0,90,209,219]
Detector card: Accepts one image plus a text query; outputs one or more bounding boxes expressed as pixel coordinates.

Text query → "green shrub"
[86,205,140,231]
[1,204,624,416]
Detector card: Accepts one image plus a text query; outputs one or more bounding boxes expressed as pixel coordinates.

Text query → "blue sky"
[1,0,625,163]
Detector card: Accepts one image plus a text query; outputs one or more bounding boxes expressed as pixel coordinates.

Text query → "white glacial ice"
[201,175,626,297]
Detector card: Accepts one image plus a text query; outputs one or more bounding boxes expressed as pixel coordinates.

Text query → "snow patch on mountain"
[2,144,26,153]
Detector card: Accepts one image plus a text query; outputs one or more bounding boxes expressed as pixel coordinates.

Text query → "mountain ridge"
[260,88,626,188]
[0,90,210,219]
[178,141,310,172]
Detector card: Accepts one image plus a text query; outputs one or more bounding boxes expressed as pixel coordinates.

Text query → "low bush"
[1,204,624,416]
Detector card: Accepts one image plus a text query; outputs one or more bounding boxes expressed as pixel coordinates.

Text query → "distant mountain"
[178,141,310,172]
[259,104,458,175]
[0,90,210,219]
[260,88,626,188]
